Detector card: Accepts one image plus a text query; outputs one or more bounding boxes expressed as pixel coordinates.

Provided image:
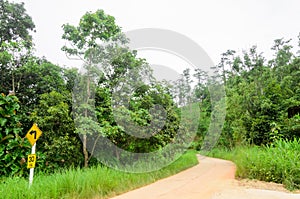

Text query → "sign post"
[28,144,36,186]
[26,123,42,187]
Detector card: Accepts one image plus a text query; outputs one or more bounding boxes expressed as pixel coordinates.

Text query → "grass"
[0,150,198,199]
[207,139,300,190]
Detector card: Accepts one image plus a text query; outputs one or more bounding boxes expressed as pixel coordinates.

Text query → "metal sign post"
[26,123,42,187]
[28,143,36,186]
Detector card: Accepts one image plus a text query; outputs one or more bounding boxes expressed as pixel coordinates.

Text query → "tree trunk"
[83,134,89,167]
[12,72,15,94]
[83,63,91,168]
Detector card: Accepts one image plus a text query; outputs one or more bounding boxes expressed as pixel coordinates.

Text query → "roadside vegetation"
[0,0,187,176]
[0,150,198,199]
[1,0,300,196]
[208,139,300,190]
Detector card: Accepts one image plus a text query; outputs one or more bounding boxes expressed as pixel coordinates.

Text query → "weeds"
[207,139,300,190]
[0,150,197,199]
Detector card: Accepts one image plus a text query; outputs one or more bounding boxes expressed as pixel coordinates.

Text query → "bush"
[208,139,300,190]
[0,94,31,177]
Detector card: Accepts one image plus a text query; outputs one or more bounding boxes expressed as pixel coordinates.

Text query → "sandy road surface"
[111,155,300,199]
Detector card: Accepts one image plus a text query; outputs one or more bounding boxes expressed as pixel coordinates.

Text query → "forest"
[1,0,300,193]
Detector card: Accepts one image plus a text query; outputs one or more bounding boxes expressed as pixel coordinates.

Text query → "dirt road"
[111,155,300,199]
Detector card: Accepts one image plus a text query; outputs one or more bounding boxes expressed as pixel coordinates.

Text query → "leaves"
[62,9,121,58]
[0,0,35,46]
[0,94,29,177]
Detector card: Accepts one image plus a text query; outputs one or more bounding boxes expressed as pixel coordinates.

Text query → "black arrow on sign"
[30,130,37,139]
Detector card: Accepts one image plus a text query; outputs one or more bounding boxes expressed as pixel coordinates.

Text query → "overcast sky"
[14,0,300,70]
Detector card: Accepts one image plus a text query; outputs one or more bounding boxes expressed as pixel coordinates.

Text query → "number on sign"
[27,154,36,169]
[29,156,35,162]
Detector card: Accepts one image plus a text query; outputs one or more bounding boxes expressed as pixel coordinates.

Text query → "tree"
[213,36,300,146]
[61,9,123,167]
[0,41,31,94]
[62,9,182,167]
[62,9,121,59]
[173,68,193,106]
[0,0,37,131]
[0,0,35,47]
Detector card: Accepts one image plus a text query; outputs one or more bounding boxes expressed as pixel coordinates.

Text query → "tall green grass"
[0,150,198,199]
[208,139,300,190]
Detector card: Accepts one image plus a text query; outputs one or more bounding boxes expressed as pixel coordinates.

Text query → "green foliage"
[0,40,32,96]
[112,83,180,153]
[182,35,300,151]
[62,8,180,167]
[31,91,83,171]
[204,37,300,147]
[0,151,198,199]
[61,9,121,58]
[208,139,300,190]
[62,9,129,167]
[0,0,35,46]
[0,93,30,177]
[2,0,300,182]
[282,114,300,139]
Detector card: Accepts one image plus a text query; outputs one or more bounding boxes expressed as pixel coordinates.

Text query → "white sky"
[13,0,300,70]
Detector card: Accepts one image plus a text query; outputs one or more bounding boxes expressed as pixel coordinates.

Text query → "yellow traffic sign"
[26,123,42,146]
[27,154,36,169]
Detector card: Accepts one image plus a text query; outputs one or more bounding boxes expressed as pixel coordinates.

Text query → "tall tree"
[62,10,180,167]
[0,0,35,46]
[0,0,35,95]
[62,9,124,167]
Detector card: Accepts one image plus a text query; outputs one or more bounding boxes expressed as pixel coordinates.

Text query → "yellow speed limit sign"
[27,154,36,169]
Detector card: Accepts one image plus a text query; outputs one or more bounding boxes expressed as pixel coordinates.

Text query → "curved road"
[111,155,300,199]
